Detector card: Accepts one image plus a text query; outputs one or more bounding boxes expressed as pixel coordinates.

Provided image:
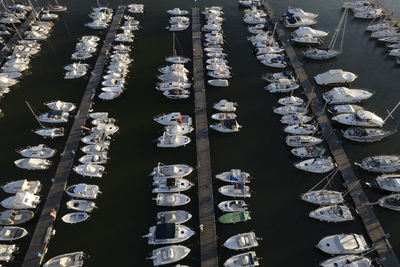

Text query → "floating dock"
[191,7,219,267]
[21,6,125,267]
[263,2,400,266]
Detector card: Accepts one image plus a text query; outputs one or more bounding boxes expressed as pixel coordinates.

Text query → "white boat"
[293,27,327,37]
[218,184,251,198]
[157,210,192,224]
[65,70,87,79]
[89,112,108,120]
[388,48,400,57]
[371,174,400,192]
[295,157,336,173]
[284,16,317,28]
[0,226,28,241]
[379,36,400,43]
[218,200,248,213]
[262,71,295,83]
[317,234,369,254]
[34,127,64,138]
[292,34,321,45]
[274,105,307,115]
[256,46,284,55]
[283,124,317,135]
[157,134,191,148]
[71,52,92,60]
[81,144,109,155]
[46,100,76,112]
[354,8,382,19]
[79,153,108,165]
[165,56,190,64]
[291,146,326,158]
[304,48,341,60]
[150,245,190,266]
[144,223,195,245]
[278,96,304,106]
[159,64,188,74]
[164,125,193,135]
[17,144,56,159]
[366,21,394,32]
[208,79,229,87]
[150,163,193,179]
[66,184,101,199]
[41,10,58,20]
[213,99,237,112]
[43,252,87,267]
[38,110,69,123]
[329,104,364,115]
[314,69,357,85]
[98,92,121,100]
[309,205,353,222]
[265,78,300,93]
[73,164,105,178]
[342,0,371,9]
[167,23,189,32]
[260,54,287,68]
[301,190,344,205]
[223,232,259,251]
[343,127,394,143]
[357,155,400,173]
[319,255,372,267]
[62,212,89,224]
[154,193,190,207]
[211,113,236,121]
[210,119,241,133]
[224,251,259,267]
[152,178,193,193]
[86,20,108,30]
[323,87,373,104]
[66,199,97,213]
[127,4,144,14]
[208,69,231,79]
[216,169,250,183]
[167,8,189,16]
[3,179,41,194]
[1,192,40,209]
[163,89,190,99]
[0,244,18,262]
[243,15,266,25]
[154,112,192,126]
[49,4,67,12]
[280,114,313,125]
[81,133,110,145]
[14,158,51,170]
[332,110,384,127]
[0,209,34,226]
[157,82,191,91]
[378,194,400,211]
[286,7,318,19]
[371,29,400,39]
[285,135,324,147]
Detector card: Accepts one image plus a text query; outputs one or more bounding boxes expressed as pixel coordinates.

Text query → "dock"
[191,7,219,267]
[263,2,400,266]
[21,6,125,266]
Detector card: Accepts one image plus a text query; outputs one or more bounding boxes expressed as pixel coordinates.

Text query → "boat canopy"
[221,119,237,129]
[155,223,176,239]
[75,184,87,193]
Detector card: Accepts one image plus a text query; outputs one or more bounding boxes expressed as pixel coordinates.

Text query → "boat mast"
[384,101,400,123]
[172,32,177,57]
[328,8,348,51]
[25,101,45,128]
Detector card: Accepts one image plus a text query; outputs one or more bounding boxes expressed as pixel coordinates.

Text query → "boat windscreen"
[222,119,236,129]
[249,253,255,265]
[234,183,244,190]
[155,223,176,239]
[48,110,63,117]
[166,179,176,187]
[287,17,297,24]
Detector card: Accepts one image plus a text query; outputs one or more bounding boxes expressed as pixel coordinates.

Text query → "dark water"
[0,0,399,266]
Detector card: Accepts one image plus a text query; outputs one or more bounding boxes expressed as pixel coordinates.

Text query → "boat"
[210,119,241,133]
[163,89,190,99]
[14,158,51,170]
[378,36,400,43]
[73,164,105,178]
[319,255,372,267]
[278,96,304,106]
[167,23,189,32]
[154,112,192,126]
[213,99,237,112]
[219,184,251,198]
[284,16,316,28]
[167,8,189,16]
[150,245,190,266]
[81,134,110,145]
[45,100,76,112]
[369,174,400,193]
[65,184,101,199]
[291,146,326,158]
[157,134,191,148]
[71,52,92,60]
[17,144,56,159]
[284,124,317,135]
[378,194,400,211]
[265,78,300,93]
[332,110,384,127]
[208,79,229,87]
[286,135,324,147]
[150,163,193,179]
[323,87,373,104]
[89,112,108,120]
[152,178,194,193]
[293,27,327,37]
[366,21,395,32]
[164,125,193,135]
[223,232,259,251]
[62,212,89,224]
[41,10,58,20]
[154,193,190,206]
[273,105,307,115]
[65,70,87,79]
[218,211,251,224]
[260,55,287,68]
[216,169,250,184]
[78,153,108,164]
[144,223,195,245]
[342,0,372,9]
[224,251,259,267]
[372,29,400,39]
[292,34,321,45]
[301,190,344,205]
[93,123,119,135]
[49,4,67,12]
[0,244,18,262]
[317,234,369,254]
[343,127,394,143]
[3,179,41,194]
[328,104,364,115]
[309,205,353,222]
[157,82,191,91]
[295,157,335,173]
[0,226,27,241]
[34,127,64,138]
[314,69,357,85]
[0,210,34,225]
[286,7,318,19]
[354,8,382,19]
[304,48,341,60]
[66,199,97,213]
[156,210,192,224]
[43,252,87,267]
[256,46,284,55]
[81,144,109,155]
[211,113,237,121]
[38,110,69,123]
[218,200,248,212]
[127,4,144,14]
[280,114,313,125]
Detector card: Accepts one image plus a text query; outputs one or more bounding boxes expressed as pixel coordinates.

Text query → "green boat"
[218,211,251,224]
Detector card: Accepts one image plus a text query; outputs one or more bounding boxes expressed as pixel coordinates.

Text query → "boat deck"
[263,2,400,266]
[21,6,125,266]
[192,7,219,267]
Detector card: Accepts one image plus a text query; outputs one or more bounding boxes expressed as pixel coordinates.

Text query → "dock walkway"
[21,6,125,267]
[191,7,219,267]
[263,3,400,266]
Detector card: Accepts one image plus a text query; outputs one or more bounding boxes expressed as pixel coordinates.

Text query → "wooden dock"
[263,2,400,266]
[191,7,219,267]
[21,6,125,267]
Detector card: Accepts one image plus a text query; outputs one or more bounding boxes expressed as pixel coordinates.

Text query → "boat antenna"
[384,100,400,123]
[25,101,45,128]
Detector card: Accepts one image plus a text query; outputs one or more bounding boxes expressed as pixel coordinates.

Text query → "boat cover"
[155,223,175,239]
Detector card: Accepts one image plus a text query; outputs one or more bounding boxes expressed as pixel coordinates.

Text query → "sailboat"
[304,8,348,60]
[166,33,190,64]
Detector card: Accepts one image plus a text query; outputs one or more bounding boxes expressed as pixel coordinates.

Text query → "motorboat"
[49,4,67,12]
[150,245,190,266]
[213,99,237,112]
[1,192,40,209]
[127,4,144,14]
[14,158,51,170]
[223,251,259,267]
[152,178,193,193]
[301,190,344,205]
[34,127,64,138]
[371,28,400,39]
[223,232,259,251]
[304,48,341,60]
[202,23,222,32]
[274,105,307,115]
[332,110,384,127]
[167,23,189,32]
[285,7,318,19]
[378,194,400,211]
[0,210,34,226]
[218,200,248,213]
[3,179,41,194]
[343,127,394,143]
[150,163,193,179]
[38,110,69,123]
[165,56,190,64]
[163,89,190,99]
[262,71,295,83]
[66,199,97,213]
[285,135,323,147]
[81,144,109,155]
[43,252,87,267]
[157,82,191,91]
[309,205,353,222]
[378,36,400,43]
[366,21,395,32]
[292,34,321,45]
[342,0,371,9]
[291,146,326,158]
[159,64,188,74]
[256,46,285,55]
[73,164,105,178]
[167,8,189,16]
[62,212,89,224]
[170,16,190,24]
[144,223,195,245]
[354,8,382,19]
[156,210,192,224]
[94,123,119,135]
[46,100,76,112]
[317,234,369,254]
[388,48,400,57]
[65,184,101,199]
[260,55,287,68]
[17,144,56,159]
[314,69,357,85]
[278,96,304,106]
[280,114,313,125]
[369,174,400,192]
[208,79,229,87]
[81,133,110,145]
[218,211,251,224]
[0,244,18,262]
[284,124,317,135]
[265,79,300,93]
[329,104,364,115]
[98,91,121,100]
[154,112,192,126]
[323,87,373,104]
[293,27,328,38]
[295,157,336,173]
[284,16,317,28]
[218,184,251,198]
[71,52,92,60]
[89,112,108,120]
[41,10,58,20]
[243,15,266,25]
[86,20,108,30]
[164,125,194,135]
[210,119,241,133]
[319,255,372,267]
[154,193,190,206]
[357,155,400,173]
[211,113,236,121]
[157,134,191,148]
[65,70,87,79]
[0,226,28,241]
[216,169,250,184]
[79,153,108,165]
[208,69,231,79]
[102,78,125,87]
